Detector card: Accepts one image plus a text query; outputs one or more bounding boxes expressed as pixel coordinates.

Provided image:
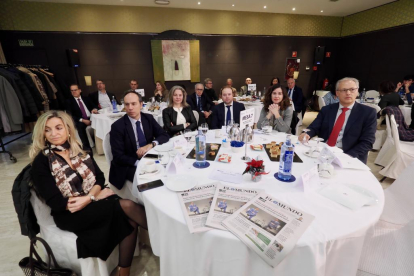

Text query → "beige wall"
[0,0,342,37]
[342,0,414,36]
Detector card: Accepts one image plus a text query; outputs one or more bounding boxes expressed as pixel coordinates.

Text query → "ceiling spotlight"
[264,6,267,9]
[292,7,296,11]
[198,2,201,4]
[155,0,170,5]
[232,4,235,6]
[321,10,323,12]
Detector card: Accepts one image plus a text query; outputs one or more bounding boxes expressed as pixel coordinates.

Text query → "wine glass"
[201,123,209,135]
[226,120,234,137]
[309,137,324,158]
[301,129,311,145]
[261,119,272,135]
[158,152,170,168]
[183,129,192,148]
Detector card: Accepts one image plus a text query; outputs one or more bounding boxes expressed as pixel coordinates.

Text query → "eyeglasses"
[196,89,204,91]
[337,88,359,93]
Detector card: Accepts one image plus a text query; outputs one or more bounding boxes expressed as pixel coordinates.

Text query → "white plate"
[154,142,174,152]
[345,184,379,206]
[139,164,163,178]
[163,175,198,192]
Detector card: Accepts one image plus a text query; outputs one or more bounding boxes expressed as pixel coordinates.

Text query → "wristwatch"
[152,142,156,148]
[89,195,96,202]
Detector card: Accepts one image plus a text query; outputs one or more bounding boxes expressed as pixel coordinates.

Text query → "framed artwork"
[285,58,300,80]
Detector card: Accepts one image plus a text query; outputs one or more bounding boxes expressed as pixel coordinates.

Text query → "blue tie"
[289,89,293,98]
[135,121,147,148]
[197,96,203,111]
[226,105,232,125]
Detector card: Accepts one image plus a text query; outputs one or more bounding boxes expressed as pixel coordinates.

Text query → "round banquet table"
[131,131,384,276]
[90,112,126,140]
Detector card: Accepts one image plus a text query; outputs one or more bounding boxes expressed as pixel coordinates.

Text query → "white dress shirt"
[224,101,234,124]
[98,91,112,109]
[74,96,91,122]
[333,102,355,148]
[173,107,187,129]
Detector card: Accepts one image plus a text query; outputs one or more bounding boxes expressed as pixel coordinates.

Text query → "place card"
[248,84,256,91]
[239,108,255,131]
[300,166,324,193]
[167,153,186,175]
[333,153,370,171]
[135,89,145,97]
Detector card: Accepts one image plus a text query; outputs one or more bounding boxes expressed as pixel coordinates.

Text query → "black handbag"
[19,237,77,276]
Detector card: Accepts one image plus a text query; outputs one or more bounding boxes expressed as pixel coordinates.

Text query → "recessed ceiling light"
[292,7,296,11]
[321,10,323,12]
[264,6,267,9]
[155,0,170,5]
[198,2,201,4]
[232,4,234,6]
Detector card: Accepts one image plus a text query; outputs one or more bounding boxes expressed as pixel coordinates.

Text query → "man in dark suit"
[187,83,214,126]
[211,87,246,129]
[286,78,303,113]
[299,77,377,164]
[65,84,98,152]
[109,91,169,190]
[88,79,120,110]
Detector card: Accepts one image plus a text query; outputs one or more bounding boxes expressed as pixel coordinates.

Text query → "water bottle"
[195,128,206,166]
[112,96,118,113]
[278,135,294,180]
[360,88,366,103]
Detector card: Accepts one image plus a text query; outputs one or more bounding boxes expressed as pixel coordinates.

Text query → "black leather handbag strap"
[29,237,61,275]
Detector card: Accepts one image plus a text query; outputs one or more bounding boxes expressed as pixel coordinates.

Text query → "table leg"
[94,129,104,155]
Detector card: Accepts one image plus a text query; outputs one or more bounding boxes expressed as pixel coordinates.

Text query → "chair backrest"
[193,110,199,125]
[30,190,55,227]
[366,90,380,98]
[318,96,325,109]
[390,115,401,152]
[381,161,414,224]
[363,103,381,113]
[385,114,392,139]
[103,132,113,167]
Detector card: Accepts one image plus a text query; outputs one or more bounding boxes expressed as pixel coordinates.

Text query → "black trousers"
[75,121,92,151]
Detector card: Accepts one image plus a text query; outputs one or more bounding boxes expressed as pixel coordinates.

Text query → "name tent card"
[167,153,186,175]
[239,108,255,131]
[135,89,145,97]
[247,84,256,92]
[300,166,323,193]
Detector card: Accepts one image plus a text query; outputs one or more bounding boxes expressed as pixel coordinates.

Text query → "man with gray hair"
[299,77,376,163]
[186,83,214,125]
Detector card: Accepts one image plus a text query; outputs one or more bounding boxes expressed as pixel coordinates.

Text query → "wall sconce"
[84,76,92,86]
[293,71,299,80]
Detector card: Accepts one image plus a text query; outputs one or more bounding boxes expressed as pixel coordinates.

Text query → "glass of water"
[158,152,170,168]
[201,123,209,135]
[183,129,192,148]
[226,120,234,138]
[261,119,272,134]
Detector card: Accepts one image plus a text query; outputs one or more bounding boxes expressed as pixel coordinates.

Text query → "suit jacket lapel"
[124,115,137,151]
[328,104,338,134]
[140,114,151,144]
[172,109,178,125]
[344,103,360,135]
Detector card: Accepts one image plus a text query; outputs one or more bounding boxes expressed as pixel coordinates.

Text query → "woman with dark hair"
[378,80,404,110]
[162,86,198,137]
[270,77,280,86]
[257,84,293,133]
[154,81,168,102]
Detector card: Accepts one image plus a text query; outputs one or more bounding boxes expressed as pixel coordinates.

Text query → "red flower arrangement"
[243,159,269,180]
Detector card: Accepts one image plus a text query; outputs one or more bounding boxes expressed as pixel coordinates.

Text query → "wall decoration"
[292,51,297,57]
[285,58,300,80]
[326,52,331,58]
[162,40,191,81]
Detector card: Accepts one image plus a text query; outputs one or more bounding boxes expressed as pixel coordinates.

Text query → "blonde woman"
[30,110,147,276]
[154,81,168,102]
[162,86,197,137]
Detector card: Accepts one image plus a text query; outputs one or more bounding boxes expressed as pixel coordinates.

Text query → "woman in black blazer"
[378,80,404,110]
[162,86,198,137]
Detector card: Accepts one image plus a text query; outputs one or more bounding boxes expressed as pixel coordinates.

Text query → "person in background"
[187,83,214,126]
[88,79,119,109]
[299,77,377,164]
[381,105,414,141]
[286,78,303,113]
[124,79,138,93]
[270,77,280,86]
[162,86,198,137]
[211,87,245,129]
[378,81,404,110]
[30,110,147,276]
[323,89,340,106]
[257,84,293,133]
[240,78,252,96]
[154,81,168,102]
[223,78,237,97]
[65,84,98,154]
[203,78,218,102]
[395,75,414,104]
[109,91,169,190]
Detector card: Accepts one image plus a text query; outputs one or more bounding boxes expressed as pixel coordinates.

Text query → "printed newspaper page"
[177,182,218,233]
[222,192,315,267]
[205,184,263,230]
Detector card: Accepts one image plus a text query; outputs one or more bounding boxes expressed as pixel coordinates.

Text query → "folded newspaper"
[222,192,315,267]
[177,182,218,233]
[206,184,263,230]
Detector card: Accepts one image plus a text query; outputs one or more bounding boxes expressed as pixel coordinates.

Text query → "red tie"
[327,107,349,147]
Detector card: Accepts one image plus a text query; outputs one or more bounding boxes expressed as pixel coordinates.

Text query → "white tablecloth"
[132,131,384,276]
[90,112,126,140]
[399,105,412,126]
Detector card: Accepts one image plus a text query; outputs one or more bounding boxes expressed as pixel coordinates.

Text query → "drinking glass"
[311,137,324,157]
[261,119,272,134]
[183,129,192,148]
[158,152,170,168]
[226,120,234,137]
[301,129,311,145]
[201,123,209,135]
